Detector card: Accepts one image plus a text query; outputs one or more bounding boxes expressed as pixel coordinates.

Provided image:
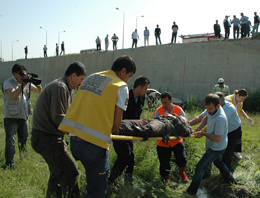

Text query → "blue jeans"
[4,118,28,166]
[70,138,110,198]
[252,23,259,37]
[187,148,237,195]
[155,35,161,45]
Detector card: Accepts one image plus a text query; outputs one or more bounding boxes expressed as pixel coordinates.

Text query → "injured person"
[113,113,193,142]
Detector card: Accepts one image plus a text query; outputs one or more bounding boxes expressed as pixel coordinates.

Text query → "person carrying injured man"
[154,91,189,182]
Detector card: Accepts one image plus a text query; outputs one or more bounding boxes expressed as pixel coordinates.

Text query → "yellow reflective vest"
[58,70,127,150]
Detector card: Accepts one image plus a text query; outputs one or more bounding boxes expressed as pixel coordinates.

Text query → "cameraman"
[2,64,42,169]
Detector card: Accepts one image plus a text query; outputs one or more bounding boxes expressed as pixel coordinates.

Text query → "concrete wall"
[1,39,260,101]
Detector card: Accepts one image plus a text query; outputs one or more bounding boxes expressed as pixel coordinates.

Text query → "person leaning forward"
[2,64,42,169]
[31,62,86,198]
[58,55,136,198]
[154,91,189,183]
[186,94,237,196]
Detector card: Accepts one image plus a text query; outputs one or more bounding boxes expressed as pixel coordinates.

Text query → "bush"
[184,95,200,112]
[243,88,260,112]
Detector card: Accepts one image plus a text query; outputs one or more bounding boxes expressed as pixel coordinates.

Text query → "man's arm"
[195,131,222,143]
[112,105,124,133]
[5,81,28,100]
[31,84,42,94]
[189,114,203,126]
[195,116,207,131]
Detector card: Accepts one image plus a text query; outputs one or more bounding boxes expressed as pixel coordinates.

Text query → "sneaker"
[234,152,242,160]
[179,167,189,182]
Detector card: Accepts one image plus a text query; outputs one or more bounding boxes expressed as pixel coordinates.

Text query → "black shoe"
[124,174,134,186]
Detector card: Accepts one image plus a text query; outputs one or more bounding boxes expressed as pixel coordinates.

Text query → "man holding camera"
[31,62,86,198]
[2,64,42,169]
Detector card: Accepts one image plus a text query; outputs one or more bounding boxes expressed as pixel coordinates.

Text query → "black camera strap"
[21,82,32,101]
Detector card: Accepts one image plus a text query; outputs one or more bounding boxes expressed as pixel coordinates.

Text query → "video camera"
[19,71,42,85]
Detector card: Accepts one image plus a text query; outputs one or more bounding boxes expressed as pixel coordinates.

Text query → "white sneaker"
[234,152,242,160]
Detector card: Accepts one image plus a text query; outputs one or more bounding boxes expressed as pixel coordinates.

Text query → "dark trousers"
[155,35,161,45]
[215,31,221,38]
[132,39,137,48]
[171,32,177,43]
[70,138,109,198]
[222,126,242,170]
[113,42,117,50]
[157,141,187,177]
[187,148,236,195]
[233,26,239,39]
[31,129,79,198]
[241,24,247,38]
[225,27,230,39]
[4,118,28,166]
[109,140,134,183]
[97,44,101,51]
[235,127,242,152]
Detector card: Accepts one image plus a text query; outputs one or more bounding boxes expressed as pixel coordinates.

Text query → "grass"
[0,91,259,198]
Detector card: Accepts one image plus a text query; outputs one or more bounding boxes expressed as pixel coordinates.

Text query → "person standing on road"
[171,21,178,43]
[155,24,162,45]
[43,45,48,57]
[132,29,139,48]
[144,27,150,46]
[60,41,65,55]
[105,34,109,51]
[111,33,119,50]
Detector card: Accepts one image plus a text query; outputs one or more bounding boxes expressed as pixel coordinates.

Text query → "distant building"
[180,33,223,43]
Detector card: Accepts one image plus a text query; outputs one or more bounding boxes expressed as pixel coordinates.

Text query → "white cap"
[218,78,224,84]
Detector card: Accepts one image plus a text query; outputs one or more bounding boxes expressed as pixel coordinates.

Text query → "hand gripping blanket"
[113,114,193,142]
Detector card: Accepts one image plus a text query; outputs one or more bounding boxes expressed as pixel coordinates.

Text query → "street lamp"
[116,7,125,49]
[12,40,19,61]
[40,26,48,46]
[58,30,66,47]
[136,15,144,29]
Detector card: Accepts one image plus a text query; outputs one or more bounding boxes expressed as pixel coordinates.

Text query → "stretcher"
[111,133,196,141]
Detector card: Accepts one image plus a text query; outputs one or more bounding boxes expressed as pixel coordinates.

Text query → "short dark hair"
[214,92,225,102]
[133,76,150,88]
[12,64,26,74]
[204,93,220,107]
[236,89,248,97]
[65,61,86,77]
[160,91,172,100]
[111,55,136,74]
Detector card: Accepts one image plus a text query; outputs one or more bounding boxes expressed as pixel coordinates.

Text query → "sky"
[0,0,258,61]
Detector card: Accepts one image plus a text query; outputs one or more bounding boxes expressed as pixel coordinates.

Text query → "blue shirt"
[222,100,241,133]
[231,18,240,27]
[240,16,248,24]
[206,106,228,151]
[200,100,241,133]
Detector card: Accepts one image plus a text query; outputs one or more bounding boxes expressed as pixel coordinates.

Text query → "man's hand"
[194,131,204,138]
[247,117,254,124]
